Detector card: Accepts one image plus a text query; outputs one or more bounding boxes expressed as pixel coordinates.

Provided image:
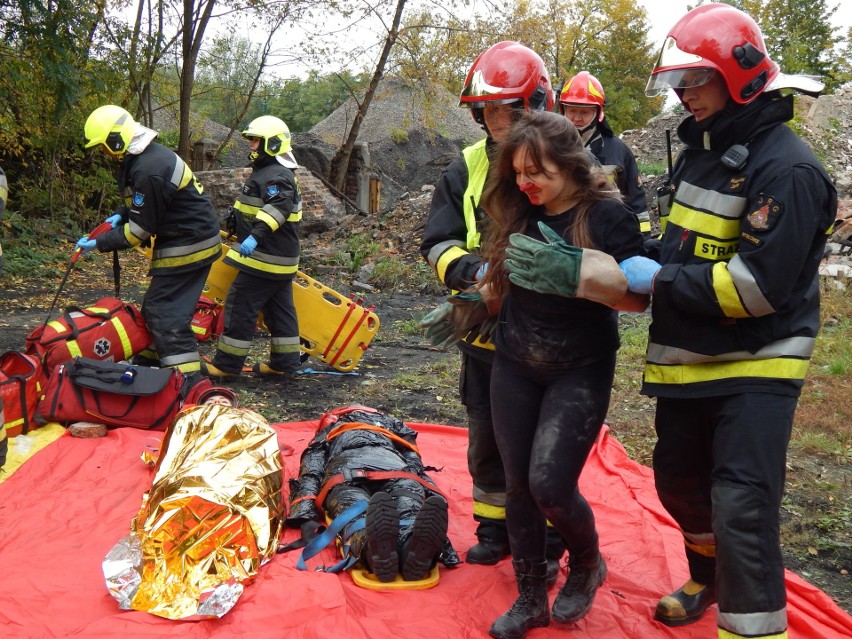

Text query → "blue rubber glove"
[476,261,488,281]
[76,236,97,254]
[105,213,123,228]
[619,256,662,294]
[239,235,257,257]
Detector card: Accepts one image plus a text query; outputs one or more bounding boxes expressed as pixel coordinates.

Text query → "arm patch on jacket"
[744,195,782,233]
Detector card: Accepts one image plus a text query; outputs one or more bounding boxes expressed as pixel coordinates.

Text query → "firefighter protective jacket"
[642,93,837,399]
[420,138,494,360]
[587,121,649,232]
[95,142,221,275]
[224,153,301,281]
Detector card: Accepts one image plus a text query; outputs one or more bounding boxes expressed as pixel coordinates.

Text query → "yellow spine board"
[323,515,440,590]
[202,244,379,372]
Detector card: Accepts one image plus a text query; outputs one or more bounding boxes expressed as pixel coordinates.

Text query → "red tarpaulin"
[0,421,849,639]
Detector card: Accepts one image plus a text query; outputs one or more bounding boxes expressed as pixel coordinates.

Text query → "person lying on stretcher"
[286,405,460,582]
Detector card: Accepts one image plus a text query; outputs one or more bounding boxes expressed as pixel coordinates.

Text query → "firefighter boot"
[488,559,550,639]
[365,491,400,582]
[204,362,239,380]
[252,362,296,379]
[467,521,511,565]
[400,495,448,581]
[551,548,607,624]
[654,580,716,626]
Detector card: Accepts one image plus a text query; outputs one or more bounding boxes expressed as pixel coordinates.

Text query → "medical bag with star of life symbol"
[25,297,152,377]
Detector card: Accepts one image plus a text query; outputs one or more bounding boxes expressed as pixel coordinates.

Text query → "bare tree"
[328,0,407,192]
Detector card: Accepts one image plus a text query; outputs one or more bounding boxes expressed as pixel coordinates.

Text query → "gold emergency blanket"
[102,404,285,620]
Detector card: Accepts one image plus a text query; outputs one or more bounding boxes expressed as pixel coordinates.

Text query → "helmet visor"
[459,97,523,109]
[645,67,716,97]
[459,68,528,108]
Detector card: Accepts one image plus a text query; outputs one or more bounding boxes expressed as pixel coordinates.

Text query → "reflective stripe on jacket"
[224,157,301,281]
[96,142,221,275]
[643,94,836,398]
[420,138,494,356]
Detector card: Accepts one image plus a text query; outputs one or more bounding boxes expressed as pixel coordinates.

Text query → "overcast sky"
[640,0,852,51]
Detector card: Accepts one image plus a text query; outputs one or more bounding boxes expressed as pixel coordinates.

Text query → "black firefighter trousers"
[141,265,210,373]
[653,391,797,626]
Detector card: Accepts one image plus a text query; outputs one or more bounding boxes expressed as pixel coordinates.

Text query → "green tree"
[261,71,370,133]
[572,0,663,133]
[735,0,843,91]
[0,0,122,218]
[390,0,660,133]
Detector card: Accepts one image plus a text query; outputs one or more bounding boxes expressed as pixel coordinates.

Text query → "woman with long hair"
[478,110,646,638]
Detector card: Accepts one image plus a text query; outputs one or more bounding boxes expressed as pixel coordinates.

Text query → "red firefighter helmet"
[645,4,780,105]
[559,71,606,122]
[459,41,554,117]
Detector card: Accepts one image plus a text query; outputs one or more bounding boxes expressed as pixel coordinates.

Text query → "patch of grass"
[371,255,434,291]
[393,356,459,388]
[394,317,423,337]
[608,312,656,464]
[637,160,668,176]
[794,279,852,460]
[1,213,83,278]
[327,232,381,270]
[389,128,409,144]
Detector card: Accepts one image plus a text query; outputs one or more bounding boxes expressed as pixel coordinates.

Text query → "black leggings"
[490,352,615,561]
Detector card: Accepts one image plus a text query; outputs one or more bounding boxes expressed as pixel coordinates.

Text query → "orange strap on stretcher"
[325,422,419,454]
[315,470,446,510]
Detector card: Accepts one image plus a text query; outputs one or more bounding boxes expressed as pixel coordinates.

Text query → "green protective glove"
[420,301,457,350]
[505,221,583,297]
[505,221,627,306]
[420,292,492,350]
[447,291,491,338]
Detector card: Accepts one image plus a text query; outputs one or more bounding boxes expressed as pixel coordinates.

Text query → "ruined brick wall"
[198,167,346,234]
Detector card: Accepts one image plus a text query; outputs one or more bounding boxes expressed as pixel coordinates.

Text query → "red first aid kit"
[0,351,47,437]
[25,297,151,375]
[190,295,224,342]
[38,357,186,430]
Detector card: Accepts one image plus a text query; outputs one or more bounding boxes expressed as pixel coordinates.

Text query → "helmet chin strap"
[578,121,597,145]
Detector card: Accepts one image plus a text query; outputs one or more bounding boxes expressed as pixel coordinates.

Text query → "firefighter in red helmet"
[559,71,649,236]
[619,5,836,638]
[419,42,566,580]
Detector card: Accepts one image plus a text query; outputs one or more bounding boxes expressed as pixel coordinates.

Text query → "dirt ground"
[0,228,848,616]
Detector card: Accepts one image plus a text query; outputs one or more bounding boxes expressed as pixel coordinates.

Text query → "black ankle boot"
[488,559,550,639]
[365,492,399,582]
[400,495,448,581]
[551,549,607,624]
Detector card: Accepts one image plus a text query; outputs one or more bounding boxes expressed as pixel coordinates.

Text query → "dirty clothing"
[286,406,459,570]
[492,353,615,560]
[643,92,836,638]
[494,200,644,366]
[492,198,643,564]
